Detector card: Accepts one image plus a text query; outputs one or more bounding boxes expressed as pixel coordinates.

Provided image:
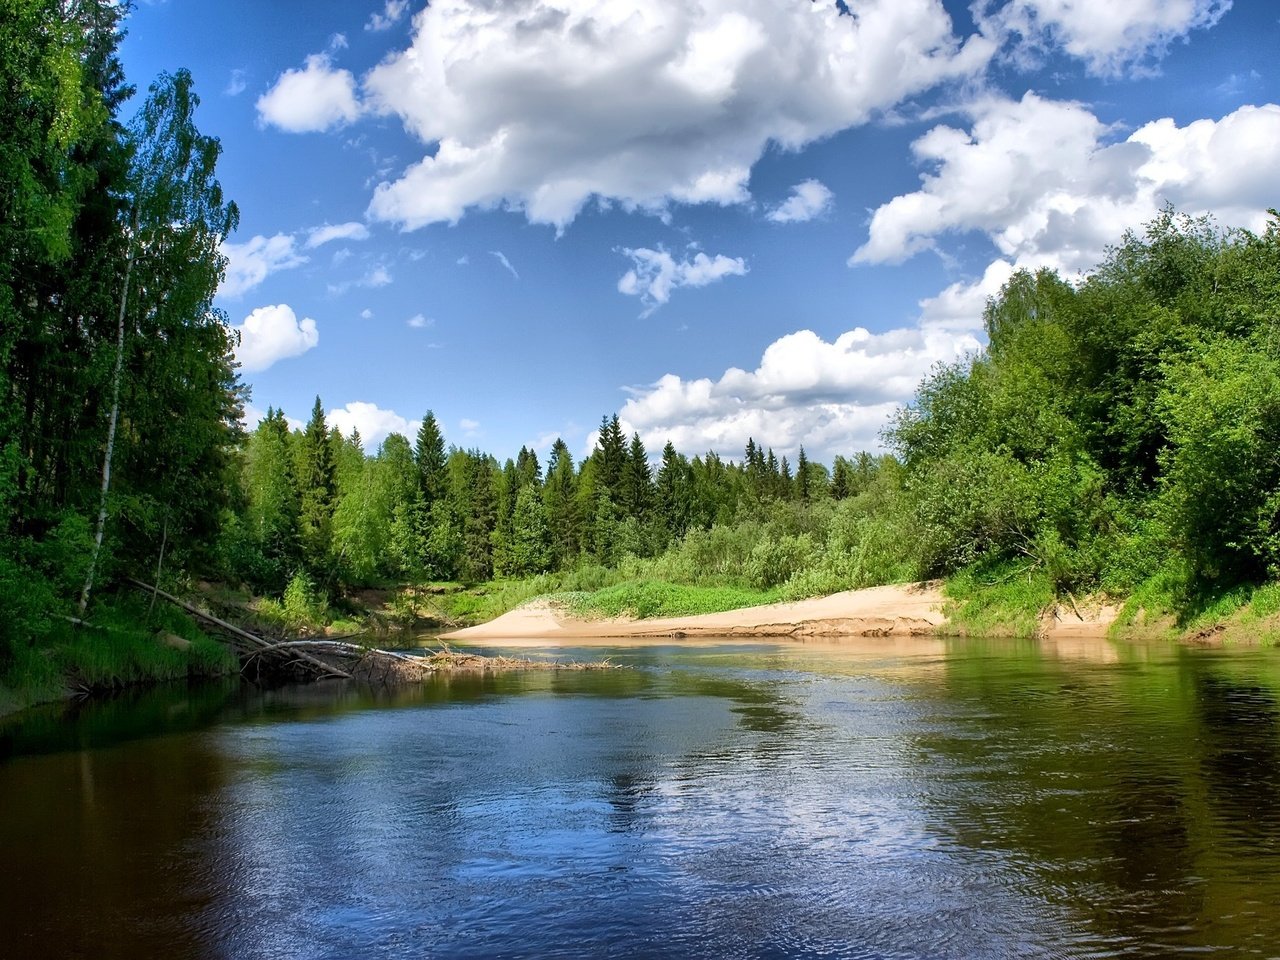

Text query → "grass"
[0,595,237,716]
[565,580,780,620]
[943,562,1057,639]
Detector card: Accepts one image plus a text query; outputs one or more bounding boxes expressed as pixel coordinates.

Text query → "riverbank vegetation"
[4,3,1280,709]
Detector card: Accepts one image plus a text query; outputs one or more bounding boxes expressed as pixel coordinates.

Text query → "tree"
[797,447,811,502]
[621,433,653,521]
[414,411,447,507]
[655,441,693,540]
[542,438,581,568]
[505,486,552,576]
[242,408,300,586]
[296,397,336,572]
[80,68,239,612]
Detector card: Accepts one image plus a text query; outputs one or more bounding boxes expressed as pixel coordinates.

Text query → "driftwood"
[127,578,351,679]
[129,579,617,684]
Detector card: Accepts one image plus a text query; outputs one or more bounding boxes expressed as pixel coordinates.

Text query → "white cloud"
[459,418,480,433]
[978,0,1230,77]
[456,255,470,266]
[618,321,981,459]
[327,402,420,450]
[766,179,834,223]
[220,233,308,298]
[364,264,392,287]
[328,264,393,295]
[233,304,320,373]
[225,68,247,97]
[366,0,408,32]
[306,221,370,247]
[617,247,747,315]
[363,0,993,230]
[360,308,374,319]
[917,259,1016,332]
[853,95,1280,275]
[257,54,361,133]
[407,313,433,328]
[489,250,519,279]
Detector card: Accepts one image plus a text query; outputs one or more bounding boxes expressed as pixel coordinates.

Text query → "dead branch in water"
[129,578,619,684]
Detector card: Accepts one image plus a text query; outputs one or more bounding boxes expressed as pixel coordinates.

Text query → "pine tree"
[796,446,811,502]
[542,438,581,569]
[297,396,337,570]
[621,433,653,520]
[414,411,447,507]
[656,440,693,539]
[515,445,542,488]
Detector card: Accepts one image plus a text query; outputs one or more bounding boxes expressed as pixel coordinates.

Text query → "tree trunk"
[79,248,134,616]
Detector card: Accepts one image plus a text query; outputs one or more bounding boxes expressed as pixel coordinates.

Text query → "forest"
[4,0,1280,705]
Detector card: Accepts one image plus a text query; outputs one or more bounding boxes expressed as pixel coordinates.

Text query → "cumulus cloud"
[233,304,319,373]
[362,0,993,230]
[853,95,1280,275]
[366,0,408,32]
[327,402,420,450]
[257,54,361,133]
[617,247,747,315]
[917,259,1016,332]
[306,221,370,247]
[407,313,433,328]
[617,321,981,459]
[766,179,834,223]
[220,233,308,298]
[978,0,1230,77]
[225,68,247,97]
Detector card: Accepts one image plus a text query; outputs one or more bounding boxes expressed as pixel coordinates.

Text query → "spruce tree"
[414,411,447,507]
[543,438,581,568]
[297,396,337,570]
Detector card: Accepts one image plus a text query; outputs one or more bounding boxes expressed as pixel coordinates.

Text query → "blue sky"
[119,0,1280,462]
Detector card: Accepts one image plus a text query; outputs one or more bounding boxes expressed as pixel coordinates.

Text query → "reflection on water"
[2,639,1280,958]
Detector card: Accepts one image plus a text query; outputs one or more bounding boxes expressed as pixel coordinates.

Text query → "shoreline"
[441,581,1121,645]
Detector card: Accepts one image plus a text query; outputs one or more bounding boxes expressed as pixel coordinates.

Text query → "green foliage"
[943,562,1057,640]
[1158,335,1280,587]
[568,581,778,620]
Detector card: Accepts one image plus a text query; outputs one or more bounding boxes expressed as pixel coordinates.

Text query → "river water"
[2,636,1279,959]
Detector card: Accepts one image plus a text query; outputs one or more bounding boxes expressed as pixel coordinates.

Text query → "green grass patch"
[566,580,779,620]
[943,562,1056,639]
[0,594,237,715]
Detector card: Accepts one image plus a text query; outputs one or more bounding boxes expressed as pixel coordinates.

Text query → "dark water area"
[3,637,1280,959]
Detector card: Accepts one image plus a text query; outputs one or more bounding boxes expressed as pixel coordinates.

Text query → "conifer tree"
[621,433,654,520]
[414,411,447,507]
[297,396,337,570]
[542,438,581,568]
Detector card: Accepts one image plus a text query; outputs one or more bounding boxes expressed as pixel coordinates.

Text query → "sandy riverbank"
[442,582,1122,646]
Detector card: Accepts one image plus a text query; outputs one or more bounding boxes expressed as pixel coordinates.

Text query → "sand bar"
[442,581,1122,646]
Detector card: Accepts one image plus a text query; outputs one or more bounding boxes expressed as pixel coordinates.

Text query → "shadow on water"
[910,640,1280,956]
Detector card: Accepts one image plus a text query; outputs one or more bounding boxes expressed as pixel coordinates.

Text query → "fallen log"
[127,578,351,679]
[129,579,621,685]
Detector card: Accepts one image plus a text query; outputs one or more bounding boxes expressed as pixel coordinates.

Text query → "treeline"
[889,208,1280,610]
[225,400,888,595]
[235,210,1280,623]
[2,2,241,668]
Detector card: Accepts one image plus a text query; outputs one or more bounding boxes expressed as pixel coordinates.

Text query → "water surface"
[2,637,1279,959]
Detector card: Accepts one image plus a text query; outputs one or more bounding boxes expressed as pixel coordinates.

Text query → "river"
[2,636,1279,959]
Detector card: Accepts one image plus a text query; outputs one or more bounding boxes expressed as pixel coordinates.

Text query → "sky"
[118,0,1280,463]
